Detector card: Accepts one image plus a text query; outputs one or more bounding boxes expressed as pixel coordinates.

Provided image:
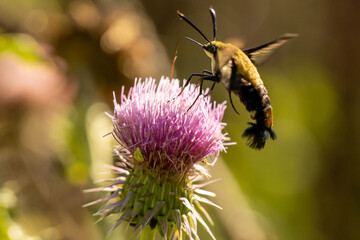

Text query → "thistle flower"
[86,77,232,239]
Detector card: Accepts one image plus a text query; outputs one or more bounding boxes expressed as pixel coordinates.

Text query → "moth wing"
[243,33,298,66]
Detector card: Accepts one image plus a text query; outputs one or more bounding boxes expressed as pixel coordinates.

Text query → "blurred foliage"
[0,34,45,63]
[0,0,359,240]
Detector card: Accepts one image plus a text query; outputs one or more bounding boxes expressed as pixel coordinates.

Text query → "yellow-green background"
[0,0,359,239]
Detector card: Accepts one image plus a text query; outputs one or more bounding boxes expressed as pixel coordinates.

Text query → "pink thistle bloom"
[110,77,230,175]
[87,77,234,239]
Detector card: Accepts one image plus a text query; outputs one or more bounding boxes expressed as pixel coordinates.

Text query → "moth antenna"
[209,8,217,41]
[177,10,211,43]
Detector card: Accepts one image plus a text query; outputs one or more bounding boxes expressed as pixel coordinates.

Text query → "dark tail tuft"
[242,123,277,150]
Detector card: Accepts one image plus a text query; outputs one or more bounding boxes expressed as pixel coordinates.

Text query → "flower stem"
[140,226,156,240]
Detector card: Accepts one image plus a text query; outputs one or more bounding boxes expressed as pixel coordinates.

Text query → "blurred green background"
[0,0,359,239]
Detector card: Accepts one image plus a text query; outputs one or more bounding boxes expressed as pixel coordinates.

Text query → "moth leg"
[178,73,212,97]
[228,91,240,115]
[202,70,213,75]
[187,79,204,112]
[187,74,219,111]
[204,82,217,97]
[193,70,215,92]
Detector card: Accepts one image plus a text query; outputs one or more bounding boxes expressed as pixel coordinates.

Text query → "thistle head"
[86,77,232,239]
